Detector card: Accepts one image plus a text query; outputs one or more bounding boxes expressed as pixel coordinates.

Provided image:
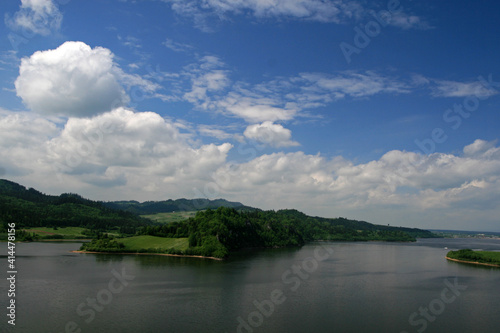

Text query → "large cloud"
[0,110,59,178]
[209,140,500,229]
[44,107,232,191]
[0,106,232,197]
[15,41,129,117]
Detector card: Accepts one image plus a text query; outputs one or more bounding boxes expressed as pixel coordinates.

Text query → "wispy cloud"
[0,51,19,72]
[161,0,429,32]
[385,11,433,30]
[161,0,363,31]
[118,35,142,49]
[202,0,364,23]
[163,38,194,53]
[198,124,243,142]
[179,56,413,123]
[296,71,410,101]
[432,80,498,98]
[182,55,231,109]
[215,70,411,123]
[165,0,217,33]
[5,0,62,36]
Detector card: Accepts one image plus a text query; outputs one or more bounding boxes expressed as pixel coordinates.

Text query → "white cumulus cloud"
[463,139,500,158]
[210,140,500,230]
[244,121,299,147]
[38,107,232,196]
[2,107,499,231]
[45,107,232,179]
[0,110,59,178]
[15,41,129,117]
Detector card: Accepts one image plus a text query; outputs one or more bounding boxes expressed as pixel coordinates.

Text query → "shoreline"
[445,256,500,268]
[71,250,224,261]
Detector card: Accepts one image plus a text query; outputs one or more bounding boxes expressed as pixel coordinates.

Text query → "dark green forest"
[0,179,150,232]
[1,179,438,258]
[135,207,436,257]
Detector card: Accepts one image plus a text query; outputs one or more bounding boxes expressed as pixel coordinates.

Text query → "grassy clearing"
[141,211,197,224]
[23,227,121,239]
[25,227,87,237]
[118,235,189,251]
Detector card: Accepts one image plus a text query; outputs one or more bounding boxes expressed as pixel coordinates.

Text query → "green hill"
[279,210,436,239]
[0,179,151,234]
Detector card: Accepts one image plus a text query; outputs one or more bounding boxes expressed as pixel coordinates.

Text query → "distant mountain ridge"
[103,198,256,215]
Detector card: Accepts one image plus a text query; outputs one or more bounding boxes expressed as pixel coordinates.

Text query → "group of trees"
[447,249,500,265]
[79,233,126,252]
[137,207,423,258]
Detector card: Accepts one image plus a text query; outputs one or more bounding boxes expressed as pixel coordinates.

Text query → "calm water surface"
[1,238,499,333]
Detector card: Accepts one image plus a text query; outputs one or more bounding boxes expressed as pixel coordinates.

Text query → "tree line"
[137,207,426,258]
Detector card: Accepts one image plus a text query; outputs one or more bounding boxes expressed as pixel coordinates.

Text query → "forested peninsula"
[446,249,500,268]
[0,179,438,259]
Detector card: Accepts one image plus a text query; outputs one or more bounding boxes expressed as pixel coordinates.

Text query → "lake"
[1,238,499,333]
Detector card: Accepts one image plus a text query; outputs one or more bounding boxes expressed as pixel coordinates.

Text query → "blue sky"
[1,0,500,231]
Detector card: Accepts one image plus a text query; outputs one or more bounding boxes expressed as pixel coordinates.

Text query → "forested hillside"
[1,179,438,259]
[0,179,150,232]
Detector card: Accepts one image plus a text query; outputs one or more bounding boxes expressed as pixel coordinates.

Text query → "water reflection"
[2,238,499,333]
[131,253,225,268]
[93,253,125,263]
